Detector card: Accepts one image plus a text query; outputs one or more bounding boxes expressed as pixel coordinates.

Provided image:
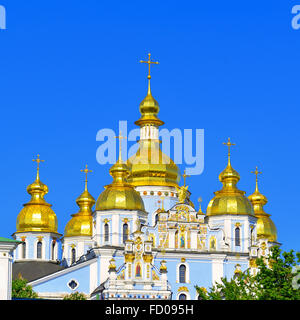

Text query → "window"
[235,227,241,246]
[37,241,42,259]
[71,248,76,264]
[179,264,186,283]
[179,293,187,300]
[155,213,159,224]
[104,223,109,242]
[68,279,78,290]
[123,223,128,243]
[52,241,56,260]
[22,242,26,259]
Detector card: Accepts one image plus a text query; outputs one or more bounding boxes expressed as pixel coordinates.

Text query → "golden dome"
[127,139,180,187]
[16,155,59,234]
[248,167,277,242]
[64,165,95,237]
[96,158,145,211]
[206,139,254,217]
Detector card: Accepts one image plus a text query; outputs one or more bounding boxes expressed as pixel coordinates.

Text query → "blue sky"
[0,1,299,252]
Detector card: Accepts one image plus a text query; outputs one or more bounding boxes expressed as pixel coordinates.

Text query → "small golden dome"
[16,156,58,234]
[248,167,277,242]
[134,83,164,127]
[65,165,95,237]
[207,139,254,217]
[96,159,145,211]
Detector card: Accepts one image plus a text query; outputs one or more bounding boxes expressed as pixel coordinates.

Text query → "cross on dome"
[81,164,92,191]
[223,137,236,164]
[32,154,44,181]
[140,53,159,80]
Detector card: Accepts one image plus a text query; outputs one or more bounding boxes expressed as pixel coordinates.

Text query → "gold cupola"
[126,53,180,187]
[64,165,95,237]
[248,167,277,242]
[206,139,255,217]
[96,137,145,211]
[16,155,59,234]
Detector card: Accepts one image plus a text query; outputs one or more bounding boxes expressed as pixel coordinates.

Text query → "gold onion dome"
[206,139,254,217]
[96,152,145,211]
[127,53,180,187]
[248,167,277,242]
[64,165,95,237]
[16,155,58,233]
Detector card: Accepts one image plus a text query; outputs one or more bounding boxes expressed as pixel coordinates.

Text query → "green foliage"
[63,291,87,300]
[12,278,38,299]
[196,246,300,300]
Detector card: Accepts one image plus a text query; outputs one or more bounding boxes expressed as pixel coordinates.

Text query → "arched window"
[123,223,128,243]
[22,242,26,259]
[179,293,187,300]
[71,248,76,264]
[155,213,159,224]
[235,227,241,246]
[51,241,56,260]
[37,241,42,259]
[104,223,109,242]
[179,264,186,283]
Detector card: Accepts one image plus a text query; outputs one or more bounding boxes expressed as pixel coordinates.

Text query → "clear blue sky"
[0,1,299,252]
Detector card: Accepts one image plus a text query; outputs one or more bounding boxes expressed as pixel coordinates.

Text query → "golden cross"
[32,154,44,180]
[114,131,127,161]
[81,164,92,190]
[182,169,190,187]
[140,53,159,79]
[223,137,236,162]
[251,166,262,190]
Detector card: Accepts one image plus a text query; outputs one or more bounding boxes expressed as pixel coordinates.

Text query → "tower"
[206,139,257,253]
[248,166,278,257]
[13,155,61,262]
[126,53,181,223]
[63,165,95,265]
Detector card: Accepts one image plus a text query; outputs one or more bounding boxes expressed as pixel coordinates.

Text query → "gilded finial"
[114,131,127,161]
[80,164,92,191]
[223,137,235,165]
[160,195,165,211]
[197,196,204,214]
[140,53,159,95]
[32,154,44,181]
[140,53,159,80]
[251,166,262,192]
[182,169,190,187]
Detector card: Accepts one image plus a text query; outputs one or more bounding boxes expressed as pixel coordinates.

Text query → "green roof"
[0,237,22,243]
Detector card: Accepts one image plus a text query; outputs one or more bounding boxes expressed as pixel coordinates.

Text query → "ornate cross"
[223,137,235,162]
[114,131,127,161]
[140,53,159,79]
[182,169,190,187]
[251,166,262,190]
[32,154,44,180]
[81,164,92,190]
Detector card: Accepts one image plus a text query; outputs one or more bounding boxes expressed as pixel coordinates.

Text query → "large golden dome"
[207,139,254,217]
[64,166,95,237]
[248,167,277,242]
[96,158,145,211]
[16,157,58,234]
[127,139,180,187]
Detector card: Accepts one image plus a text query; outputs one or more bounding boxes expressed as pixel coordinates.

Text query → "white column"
[211,255,225,285]
[0,240,20,300]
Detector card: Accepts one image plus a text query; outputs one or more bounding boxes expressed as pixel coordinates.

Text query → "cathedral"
[8,54,278,300]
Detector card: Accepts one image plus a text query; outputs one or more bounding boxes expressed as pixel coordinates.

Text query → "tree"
[12,277,38,299]
[63,291,87,300]
[196,246,300,300]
